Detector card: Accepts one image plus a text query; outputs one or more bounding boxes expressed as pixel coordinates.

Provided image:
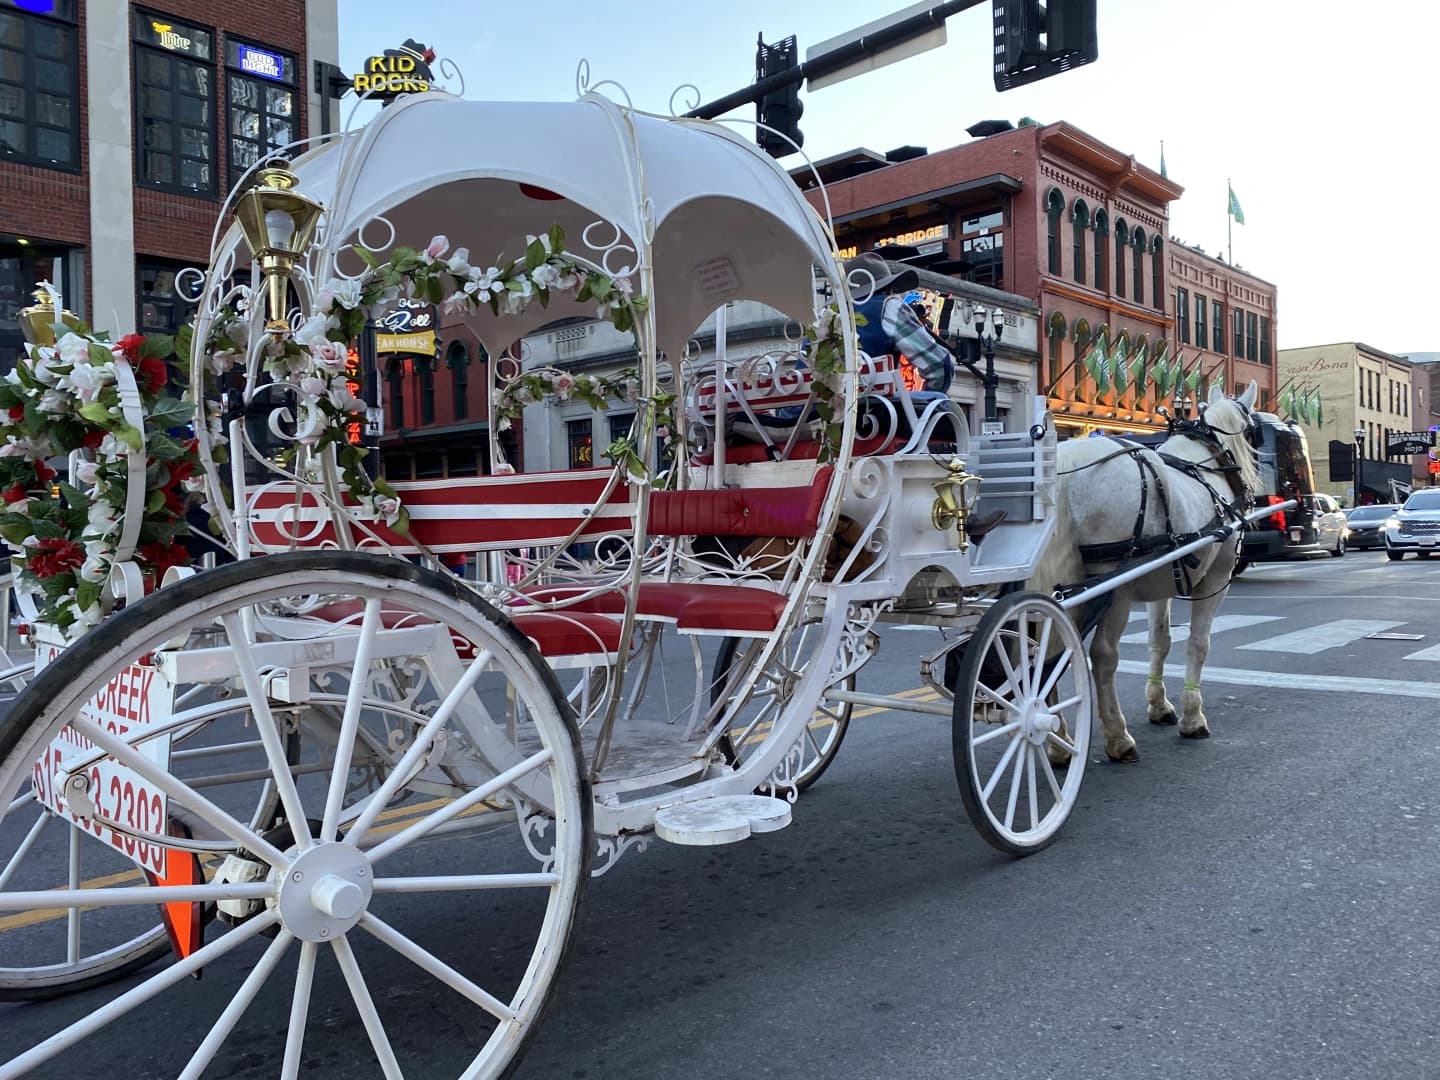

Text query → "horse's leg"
[1178,585,1225,739]
[1090,590,1138,762]
[1146,598,1180,725]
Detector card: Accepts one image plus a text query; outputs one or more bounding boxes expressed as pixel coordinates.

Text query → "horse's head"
[1201,380,1263,497]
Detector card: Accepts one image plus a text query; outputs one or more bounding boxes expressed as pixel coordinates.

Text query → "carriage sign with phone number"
[29,643,174,875]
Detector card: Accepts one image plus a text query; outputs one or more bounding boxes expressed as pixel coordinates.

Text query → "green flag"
[1185,360,1203,394]
[1154,348,1174,398]
[1130,340,1150,396]
[1160,141,1168,179]
[1111,337,1128,394]
[1315,390,1325,426]
[1227,182,1245,225]
[1081,331,1109,396]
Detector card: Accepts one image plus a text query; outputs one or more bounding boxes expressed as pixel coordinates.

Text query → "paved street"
[4,549,1440,1079]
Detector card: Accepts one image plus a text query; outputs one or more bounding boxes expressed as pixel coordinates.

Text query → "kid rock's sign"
[352,39,436,98]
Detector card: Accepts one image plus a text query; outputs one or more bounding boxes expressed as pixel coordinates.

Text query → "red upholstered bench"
[308,600,623,660]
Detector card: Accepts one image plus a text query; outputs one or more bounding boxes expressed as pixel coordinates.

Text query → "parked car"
[1343,503,1399,550]
[1385,489,1440,560]
[1237,414,1344,569]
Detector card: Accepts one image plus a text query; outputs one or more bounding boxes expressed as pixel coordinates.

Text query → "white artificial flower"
[464,266,503,304]
[97,433,127,457]
[325,277,364,310]
[525,233,553,254]
[553,268,579,292]
[552,373,575,399]
[426,235,450,260]
[502,276,534,315]
[442,292,470,316]
[310,340,348,372]
[492,461,515,475]
[75,459,100,486]
[293,314,331,348]
[55,333,90,367]
[74,602,103,628]
[0,435,37,459]
[446,247,471,276]
[531,262,561,291]
[79,540,109,584]
[36,389,69,415]
[327,382,363,413]
[209,349,238,376]
[87,500,118,535]
[299,375,329,399]
[368,284,401,319]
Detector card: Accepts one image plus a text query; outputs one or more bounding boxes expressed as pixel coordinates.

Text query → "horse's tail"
[1026,476,1085,599]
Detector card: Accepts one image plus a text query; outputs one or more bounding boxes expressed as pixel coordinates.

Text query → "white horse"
[1030,382,1263,762]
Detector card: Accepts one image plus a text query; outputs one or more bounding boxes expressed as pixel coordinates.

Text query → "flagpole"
[1227,177,1232,264]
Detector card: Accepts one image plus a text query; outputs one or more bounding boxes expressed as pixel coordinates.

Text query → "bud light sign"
[238,45,284,81]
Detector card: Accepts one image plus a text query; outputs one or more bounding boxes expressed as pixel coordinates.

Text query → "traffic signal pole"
[685,0,983,120]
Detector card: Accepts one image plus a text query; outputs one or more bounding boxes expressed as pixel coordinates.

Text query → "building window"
[566,418,593,469]
[1045,189,1064,275]
[1047,312,1066,391]
[386,359,405,429]
[224,38,296,190]
[1070,199,1088,285]
[962,227,1003,289]
[1195,292,1207,349]
[608,412,635,445]
[0,0,79,170]
[1113,220,1128,299]
[446,340,469,420]
[1259,316,1270,366]
[1130,228,1146,307]
[1092,210,1108,292]
[1212,300,1224,353]
[0,240,76,375]
[133,11,216,196]
[1176,288,1190,345]
[1245,312,1258,362]
[1150,237,1163,310]
[137,259,197,338]
[1232,309,1244,358]
[416,357,435,424]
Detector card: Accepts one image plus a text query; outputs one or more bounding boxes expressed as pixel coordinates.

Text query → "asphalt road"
[4,548,1439,1079]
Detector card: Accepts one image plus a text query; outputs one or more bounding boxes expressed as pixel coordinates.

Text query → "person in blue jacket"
[845,252,953,393]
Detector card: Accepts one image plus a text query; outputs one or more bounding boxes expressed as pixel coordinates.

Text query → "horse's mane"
[1196,397,1262,498]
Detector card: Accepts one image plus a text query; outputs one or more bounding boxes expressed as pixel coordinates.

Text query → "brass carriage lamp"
[17,285,81,347]
[932,457,983,552]
[233,160,325,336]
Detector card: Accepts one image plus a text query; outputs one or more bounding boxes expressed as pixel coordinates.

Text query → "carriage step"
[653,795,792,846]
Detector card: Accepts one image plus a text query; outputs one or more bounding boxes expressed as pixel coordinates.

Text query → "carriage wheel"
[952,591,1092,856]
[710,623,853,795]
[0,551,590,1079]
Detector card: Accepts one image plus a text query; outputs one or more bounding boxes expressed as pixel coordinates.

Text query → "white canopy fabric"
[222,92,840,357]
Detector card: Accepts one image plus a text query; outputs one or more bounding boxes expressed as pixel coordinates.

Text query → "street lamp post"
[969,304,1004,423]
[1354,426,1365,506]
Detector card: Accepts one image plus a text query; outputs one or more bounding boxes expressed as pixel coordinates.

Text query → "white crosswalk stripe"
[1402,641,1440,662]
[1119,614,1282,645]
[1235,619,1404,655]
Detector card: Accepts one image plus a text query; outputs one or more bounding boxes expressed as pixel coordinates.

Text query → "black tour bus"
[1236,412,1326,567]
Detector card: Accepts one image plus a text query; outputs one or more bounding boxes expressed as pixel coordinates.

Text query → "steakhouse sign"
[30,639,175,875]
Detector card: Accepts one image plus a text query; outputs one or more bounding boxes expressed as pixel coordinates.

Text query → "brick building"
[0,0,338,370]
[799,120,1280,439]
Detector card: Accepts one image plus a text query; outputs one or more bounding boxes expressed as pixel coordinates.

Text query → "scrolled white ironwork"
[667,82,702,117]
[573,59,635,110]
[580,219,638,279]
[590,832,650,877]
[434,55,466,97]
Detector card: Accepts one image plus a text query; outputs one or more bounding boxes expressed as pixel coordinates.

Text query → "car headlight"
[1385,517,1400,530]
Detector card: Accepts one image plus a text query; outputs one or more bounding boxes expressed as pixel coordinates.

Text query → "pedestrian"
[844,252,953,394]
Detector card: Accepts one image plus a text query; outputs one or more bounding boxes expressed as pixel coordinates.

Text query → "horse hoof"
[1149,710,1179,727]
[1112,746,1140,764]
[1180,727,1210,740]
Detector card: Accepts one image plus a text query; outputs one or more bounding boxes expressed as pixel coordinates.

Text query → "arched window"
[1092,209,1109,291]
[1130,227,1146,307]
[1130,334,1148,400]
[386,359,405,429]
[416,357,435,424]
[1047,311,1067,390]
[1072,317,1092,401]
[1113,219,1129,299]
[1150,235,1164,312]
[1070,200,1089,285]
[1045,188,1065,275]
[446,340,470,420]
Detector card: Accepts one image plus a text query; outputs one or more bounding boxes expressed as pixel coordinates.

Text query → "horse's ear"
[1208,382,1224,406]
[1238,380,1258,409]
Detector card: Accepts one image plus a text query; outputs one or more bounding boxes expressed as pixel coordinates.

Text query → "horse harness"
[1067,411,1257,597]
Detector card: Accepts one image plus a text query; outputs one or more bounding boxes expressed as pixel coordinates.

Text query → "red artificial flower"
[80,430,105,449]
[33,461,55,484]
[114,333,146,364]
[139,541,191,575]
[29,537,84,579]
[161,485,185,515]
[167,458,194,486]
[137,355,169,395]
[2,484,27,504]
[6,406,23,422]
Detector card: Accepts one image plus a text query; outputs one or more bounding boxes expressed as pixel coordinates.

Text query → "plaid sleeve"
[883,297,953,392]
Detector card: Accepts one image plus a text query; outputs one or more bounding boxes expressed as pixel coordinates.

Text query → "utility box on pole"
[1328,440,1354,483]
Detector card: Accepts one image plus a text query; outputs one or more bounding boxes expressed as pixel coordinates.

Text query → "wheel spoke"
[1030,618,1053,698]
[178,930,293,1080]
[975,682,1022,714]
[0,913,277,1080]
[280,942,318,1080]
[0,807,49,890]
[1039,748,1064,801]
[372,873,559,893]
[1050,693,1083,714]
[345,648,494,848]
[1046,730,1079,758]
[366,747,554,864]
[0,881,272,913]
[360,912,516,1022]
[979,732,1022,801]
[65,822,80,964]
[1025,746,1039,831]
[332,934,405,1080]
[1036,647,1074,703]
[971,719,1022,747]
[992,635,1023,696]
[219,612,313,851]
[1014,615,1034,696]
[1002,736,1026,830]
[321,598,383,842]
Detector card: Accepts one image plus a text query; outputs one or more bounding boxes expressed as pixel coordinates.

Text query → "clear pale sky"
[337,0,1439,358]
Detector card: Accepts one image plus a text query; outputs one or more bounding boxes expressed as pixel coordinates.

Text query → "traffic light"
[755,35,803,158]
[992,0,1098,92]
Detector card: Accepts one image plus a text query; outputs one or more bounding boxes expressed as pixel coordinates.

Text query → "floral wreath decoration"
[0,305,200,631]
[196,225,656,528]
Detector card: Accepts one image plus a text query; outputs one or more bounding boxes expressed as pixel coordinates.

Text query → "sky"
[336,0,1440,358]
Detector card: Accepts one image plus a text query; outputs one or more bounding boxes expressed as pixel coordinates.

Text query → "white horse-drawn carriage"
[0,80,1285,1079]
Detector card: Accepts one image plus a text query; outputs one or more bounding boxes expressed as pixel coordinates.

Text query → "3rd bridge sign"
[1386,430,1437,456]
